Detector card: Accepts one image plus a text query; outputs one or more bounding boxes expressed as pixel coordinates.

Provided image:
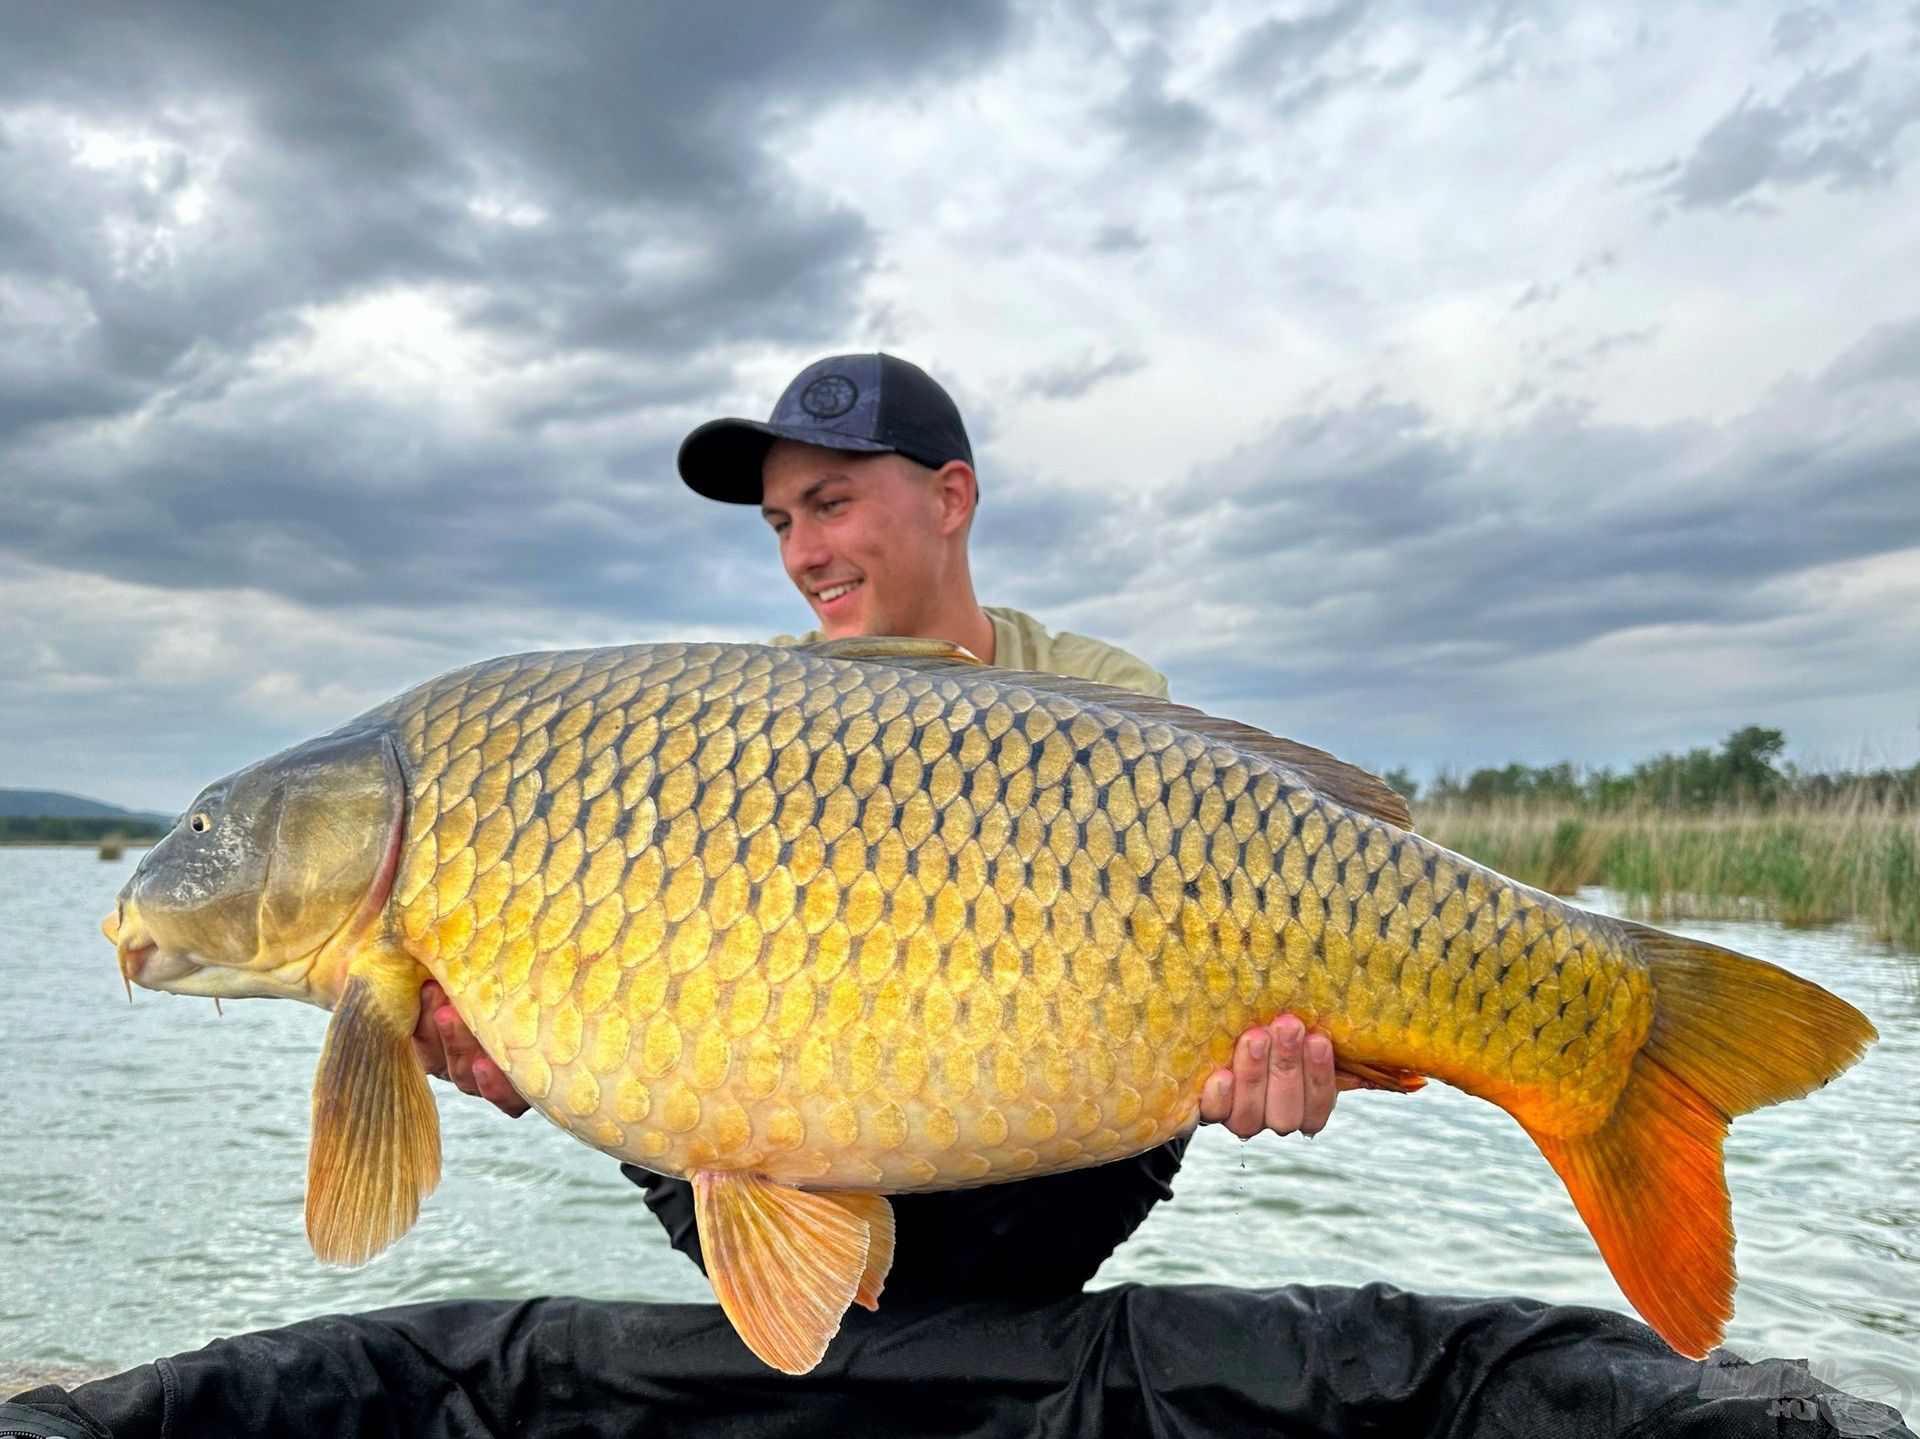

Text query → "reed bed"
[1422,797,1920,953]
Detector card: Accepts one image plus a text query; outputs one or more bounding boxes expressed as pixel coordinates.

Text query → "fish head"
[103,727,405,1007]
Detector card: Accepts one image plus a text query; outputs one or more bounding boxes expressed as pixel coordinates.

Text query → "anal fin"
[1337,1058,1428,1093]
[693,1172,896,1373]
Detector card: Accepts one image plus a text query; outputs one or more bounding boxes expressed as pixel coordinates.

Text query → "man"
[415,351,1351,1298]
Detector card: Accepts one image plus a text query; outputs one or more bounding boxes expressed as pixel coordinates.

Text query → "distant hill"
[0,789,173,826]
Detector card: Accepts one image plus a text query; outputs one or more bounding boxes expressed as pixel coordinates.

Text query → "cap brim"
[677,419,896,504]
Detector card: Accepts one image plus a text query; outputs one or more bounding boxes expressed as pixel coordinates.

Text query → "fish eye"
[189,811,213,833]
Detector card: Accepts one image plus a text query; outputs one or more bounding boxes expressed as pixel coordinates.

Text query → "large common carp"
[102,638,1875,1373]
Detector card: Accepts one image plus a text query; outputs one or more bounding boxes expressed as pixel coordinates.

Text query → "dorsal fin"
[796,636,984,665]
[799,643,1413,831]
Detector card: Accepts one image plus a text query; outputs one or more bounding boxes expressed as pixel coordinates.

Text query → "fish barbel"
[102,637,1875,1372]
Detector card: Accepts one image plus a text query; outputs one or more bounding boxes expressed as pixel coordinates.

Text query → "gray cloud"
[1220,1,1367,92]
[0,0,1013,628]
[1771,7,1838,55]
[1533,324,1662,378]
[1821,316,1920,389]
[0,2,1010,430]
[1213,0,1420,121]
[1666,57,1920,208]
[1513,280,1559,310]
[1019,351,1147,401]
[1101,43,1211,158]
[1099,319,1920,728]
[1090,222,1149,254]
[5,416,735,624]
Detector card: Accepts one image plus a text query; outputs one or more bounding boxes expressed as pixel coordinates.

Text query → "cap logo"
[799,374,858,419]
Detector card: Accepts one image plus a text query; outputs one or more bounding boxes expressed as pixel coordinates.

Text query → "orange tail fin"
[1531,921,1875,1357]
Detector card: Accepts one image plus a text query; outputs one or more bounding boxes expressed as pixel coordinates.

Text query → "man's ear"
[933,460,978,536]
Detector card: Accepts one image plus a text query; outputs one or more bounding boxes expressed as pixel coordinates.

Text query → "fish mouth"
[103,906,153,993]
[102,904,196,995]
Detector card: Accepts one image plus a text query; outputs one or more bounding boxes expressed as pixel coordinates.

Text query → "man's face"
[760,440,952,638]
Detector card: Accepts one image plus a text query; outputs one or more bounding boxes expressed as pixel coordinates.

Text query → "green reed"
[1422,795,1920,953]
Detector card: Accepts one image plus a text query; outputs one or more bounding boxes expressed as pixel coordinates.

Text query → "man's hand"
[412,980,529,1118]
[1199,1015,1356,1140]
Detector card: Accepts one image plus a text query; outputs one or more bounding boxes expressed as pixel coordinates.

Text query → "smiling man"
[682,352,1169,697]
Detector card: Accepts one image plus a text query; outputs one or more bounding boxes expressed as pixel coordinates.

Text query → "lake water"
[2,846,1914,1418]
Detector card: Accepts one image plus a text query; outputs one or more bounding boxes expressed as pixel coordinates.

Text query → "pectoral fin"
[306,965,441,1265]
[692,1171,896,1374]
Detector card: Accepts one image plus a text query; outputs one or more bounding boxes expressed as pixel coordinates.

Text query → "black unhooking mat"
[7,1283,1911,1439]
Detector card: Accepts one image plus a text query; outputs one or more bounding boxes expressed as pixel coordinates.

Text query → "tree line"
[1385,727,1920,810]
[0,815,167,843]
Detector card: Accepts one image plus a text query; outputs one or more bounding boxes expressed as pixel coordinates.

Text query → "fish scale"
[375,642,1644,1190]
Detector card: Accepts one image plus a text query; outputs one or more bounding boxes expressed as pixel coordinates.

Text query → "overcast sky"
[4,1,1920,810]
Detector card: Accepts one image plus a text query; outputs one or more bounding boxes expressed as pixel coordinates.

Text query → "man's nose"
[783,517,832,572]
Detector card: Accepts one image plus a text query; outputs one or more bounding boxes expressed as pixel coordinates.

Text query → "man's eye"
[819,499,846,514]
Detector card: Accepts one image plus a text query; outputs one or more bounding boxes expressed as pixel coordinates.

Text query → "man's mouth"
[813,579,863,610]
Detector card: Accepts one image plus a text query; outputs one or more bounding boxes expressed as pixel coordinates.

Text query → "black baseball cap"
[678,352,973,504]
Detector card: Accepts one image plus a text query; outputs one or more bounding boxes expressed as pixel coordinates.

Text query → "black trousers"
[9,1284,1910,1439]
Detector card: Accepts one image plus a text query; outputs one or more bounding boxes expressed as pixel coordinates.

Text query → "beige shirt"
[769,604,1170,699]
